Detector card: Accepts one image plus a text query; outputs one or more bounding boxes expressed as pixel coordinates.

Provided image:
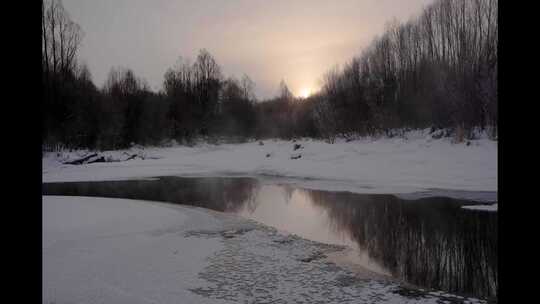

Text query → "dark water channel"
[42,176,497,300]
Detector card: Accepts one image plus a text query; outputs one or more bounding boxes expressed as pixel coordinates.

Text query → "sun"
[299,88,312,99]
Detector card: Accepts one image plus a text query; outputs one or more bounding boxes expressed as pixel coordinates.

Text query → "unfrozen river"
[43,176,497,300]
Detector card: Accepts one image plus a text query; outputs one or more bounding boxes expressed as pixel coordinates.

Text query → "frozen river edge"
[43,195,489,304]
[43,132,498,206]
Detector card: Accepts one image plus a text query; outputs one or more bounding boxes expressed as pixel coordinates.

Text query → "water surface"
[42,176,497,300]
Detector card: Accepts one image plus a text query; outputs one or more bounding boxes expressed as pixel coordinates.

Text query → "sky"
[63,0,434,100]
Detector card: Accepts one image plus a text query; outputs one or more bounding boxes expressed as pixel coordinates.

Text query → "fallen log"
[63,153,98,165]
[125,154,138,161]
[86,156,106,164]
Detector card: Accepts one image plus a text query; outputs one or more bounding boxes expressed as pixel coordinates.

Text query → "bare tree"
[43,0,86,147]
[317,0,497,139]
[193,49,223,135]
[42,0,83,79]
[278,79,293,101]
[240,74,256,102]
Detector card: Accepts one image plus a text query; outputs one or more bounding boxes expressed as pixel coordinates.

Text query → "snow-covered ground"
[43,195,488,303]
[43,129,497,204]
[43,196,226,304]
[461,203,498,212]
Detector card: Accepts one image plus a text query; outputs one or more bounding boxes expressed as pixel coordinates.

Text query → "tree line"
[43,0,265,150]
[314,0,497,141]
[42,0,497,151]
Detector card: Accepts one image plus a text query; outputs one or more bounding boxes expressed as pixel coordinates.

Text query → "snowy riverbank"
[43,195,489,303]
[43,129,497,201]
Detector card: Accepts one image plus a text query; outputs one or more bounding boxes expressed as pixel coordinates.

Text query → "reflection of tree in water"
[42,177,260,213]
[281,184,295,204]
[42,179,497,299]
[305,190,497,300]
[294,189,357,242]
[185,177,260,213]
[221,179,260,213]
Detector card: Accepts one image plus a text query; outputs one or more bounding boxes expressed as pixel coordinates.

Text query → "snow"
[43,195,228,304]
[461,203,498,212]
[43,195,488,303]
[43,129,497,201]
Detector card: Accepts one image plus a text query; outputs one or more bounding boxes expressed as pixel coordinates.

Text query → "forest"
[42,0,497,151]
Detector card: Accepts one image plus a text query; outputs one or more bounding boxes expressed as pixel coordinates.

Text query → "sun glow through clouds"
[299,88,312,99]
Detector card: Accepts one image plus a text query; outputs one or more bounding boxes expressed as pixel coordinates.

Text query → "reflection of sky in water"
[237,185,387,274]
[42,177,497,298]
[239,185,356,247]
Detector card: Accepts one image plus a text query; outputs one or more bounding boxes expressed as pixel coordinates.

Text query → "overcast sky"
[63,0,434,99]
